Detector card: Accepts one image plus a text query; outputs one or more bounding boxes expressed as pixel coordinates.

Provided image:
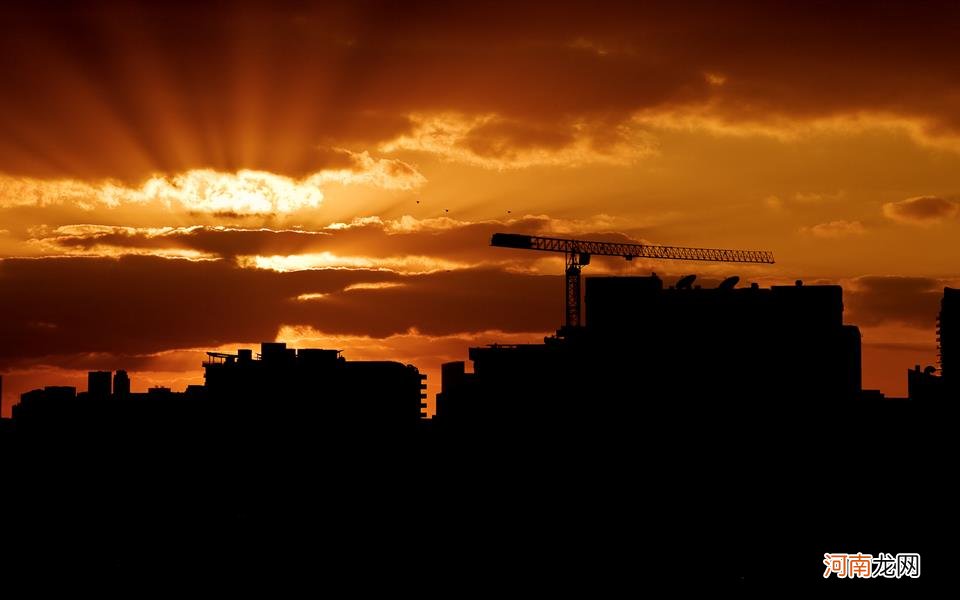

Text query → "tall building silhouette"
[910,286,960,401]
[939,287,960,387]
[87,371,111,399]
[113,370,130,398]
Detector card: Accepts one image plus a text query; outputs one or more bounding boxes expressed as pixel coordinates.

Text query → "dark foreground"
[1,400,953,591]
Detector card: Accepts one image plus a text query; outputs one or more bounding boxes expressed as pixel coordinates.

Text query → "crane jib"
[490,231,776,329]
[490,233,774,264]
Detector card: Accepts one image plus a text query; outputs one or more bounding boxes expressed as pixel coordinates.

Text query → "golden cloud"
[0,154,424,215]
[343,282,408,291]
[237,252,470,274]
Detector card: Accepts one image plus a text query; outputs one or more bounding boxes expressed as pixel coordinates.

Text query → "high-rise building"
[88,371,112,399]
[113,370,130,398]
[938,287,960,386]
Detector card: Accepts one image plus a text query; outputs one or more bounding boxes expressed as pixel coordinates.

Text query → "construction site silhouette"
[1,235,953,587]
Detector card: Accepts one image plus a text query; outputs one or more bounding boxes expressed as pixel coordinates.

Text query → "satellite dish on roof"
[676,274,697,290]
[718,275,740,290]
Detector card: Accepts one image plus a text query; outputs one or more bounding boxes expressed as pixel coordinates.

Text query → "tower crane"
[490,233,775,329]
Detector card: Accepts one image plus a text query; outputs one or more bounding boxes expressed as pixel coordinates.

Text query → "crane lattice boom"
[490,233,774,264]
[490,232,775,329]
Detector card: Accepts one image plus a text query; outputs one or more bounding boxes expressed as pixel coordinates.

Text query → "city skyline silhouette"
[2,0,957,587]
[2,269,954,585]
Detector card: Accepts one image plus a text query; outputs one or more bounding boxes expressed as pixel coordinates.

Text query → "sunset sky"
[3,0,960,414]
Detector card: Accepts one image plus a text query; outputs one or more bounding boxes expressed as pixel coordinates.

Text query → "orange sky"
[3,1,959,414]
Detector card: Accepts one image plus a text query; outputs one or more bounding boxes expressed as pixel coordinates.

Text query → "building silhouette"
[13,386,79,433]
[113,370,130,398]
[437,275,863,431]
[908,364,943,401]
[204,342,427,427]
[87,370,112,400]
[905,286,958,401]
[938,287,960,392]
[12,342,426,437]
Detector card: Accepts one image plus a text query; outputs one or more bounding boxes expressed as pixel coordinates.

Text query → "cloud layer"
[6,2,960,180]
[844,276,948,328]
[22,215,650,270]
[882,196,959,225]
[0,255,561,367]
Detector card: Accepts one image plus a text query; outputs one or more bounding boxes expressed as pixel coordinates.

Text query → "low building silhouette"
[13,386,80,433]
[204,342,427,427]
[11,343,426,436]
[908,364,943,401]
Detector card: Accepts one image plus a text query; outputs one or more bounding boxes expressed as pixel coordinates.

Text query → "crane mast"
[490,233,775,329]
